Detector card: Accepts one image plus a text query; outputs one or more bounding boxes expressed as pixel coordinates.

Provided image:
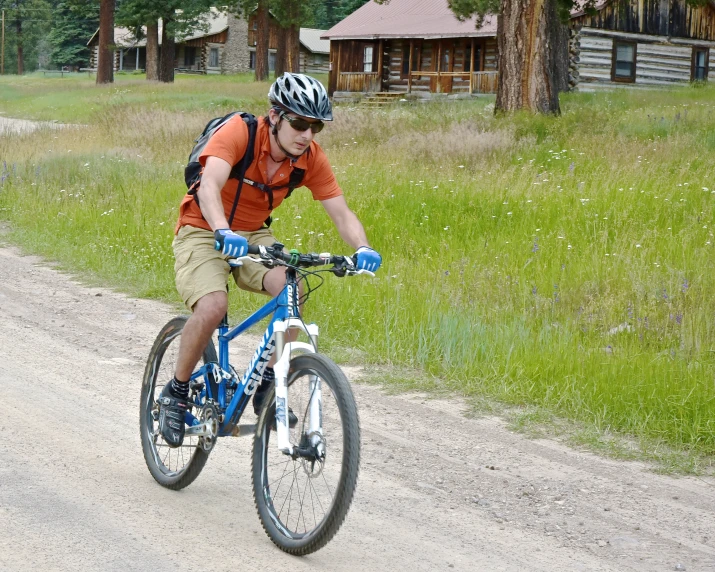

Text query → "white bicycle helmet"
[269,72,333,121]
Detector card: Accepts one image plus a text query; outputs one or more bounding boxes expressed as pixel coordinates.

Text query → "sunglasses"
[278,111,325,134]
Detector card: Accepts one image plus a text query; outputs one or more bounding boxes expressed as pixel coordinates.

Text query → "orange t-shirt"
[176,116,342,233]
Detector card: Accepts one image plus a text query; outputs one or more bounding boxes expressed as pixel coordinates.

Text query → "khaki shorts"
[173,225,277,309]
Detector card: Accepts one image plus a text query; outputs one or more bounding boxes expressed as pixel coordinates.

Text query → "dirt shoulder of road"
[1,242,714,572]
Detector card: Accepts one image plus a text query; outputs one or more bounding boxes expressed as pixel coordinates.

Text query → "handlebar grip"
[246,245,261,255]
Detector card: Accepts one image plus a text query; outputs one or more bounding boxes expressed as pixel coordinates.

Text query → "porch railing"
[408,71,499,94]
[471,71,498,94]
[337,72,381,93]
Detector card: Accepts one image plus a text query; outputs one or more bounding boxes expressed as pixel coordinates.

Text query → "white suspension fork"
[272,320,320,455]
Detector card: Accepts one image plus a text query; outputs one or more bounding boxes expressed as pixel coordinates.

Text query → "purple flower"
[681,279,689,293]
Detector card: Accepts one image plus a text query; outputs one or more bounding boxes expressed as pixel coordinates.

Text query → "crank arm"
[185,422,214,437]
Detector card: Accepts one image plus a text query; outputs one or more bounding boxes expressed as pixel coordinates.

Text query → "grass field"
[1,73,714,467]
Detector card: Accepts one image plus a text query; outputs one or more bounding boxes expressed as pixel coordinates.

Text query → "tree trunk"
[15,18,22,75]
[552,14,570,93]
[255,0,269,81]
[145,21,159,81]
[158,18,175,83]
[495,0,565,113]
[286,24,300,72]
[96,0,114,84]
[275,30,286,78]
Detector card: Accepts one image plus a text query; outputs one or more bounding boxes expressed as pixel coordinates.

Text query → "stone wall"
[222,14,251,73]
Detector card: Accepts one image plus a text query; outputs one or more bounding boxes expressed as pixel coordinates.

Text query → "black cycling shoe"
[253,375,298,428]
[157,383,188,448]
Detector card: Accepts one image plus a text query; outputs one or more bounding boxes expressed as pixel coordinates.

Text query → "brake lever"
[348,269,376,277]
[227,255,260,268]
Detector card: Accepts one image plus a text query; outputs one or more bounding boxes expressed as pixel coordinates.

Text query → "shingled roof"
[321,0,497,40]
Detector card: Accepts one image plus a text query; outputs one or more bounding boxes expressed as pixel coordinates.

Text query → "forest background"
[0,0,369,75]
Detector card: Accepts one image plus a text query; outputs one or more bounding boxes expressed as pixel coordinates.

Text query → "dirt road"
[1,244,714,572]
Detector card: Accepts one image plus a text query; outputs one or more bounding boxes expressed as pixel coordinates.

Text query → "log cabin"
[321,0,499,97]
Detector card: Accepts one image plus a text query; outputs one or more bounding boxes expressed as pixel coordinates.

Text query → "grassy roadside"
[1,74,714,468]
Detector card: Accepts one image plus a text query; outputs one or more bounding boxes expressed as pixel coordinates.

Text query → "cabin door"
[439,41,454,92]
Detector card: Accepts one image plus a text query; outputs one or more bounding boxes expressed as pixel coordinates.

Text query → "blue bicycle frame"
[186,271,306,438]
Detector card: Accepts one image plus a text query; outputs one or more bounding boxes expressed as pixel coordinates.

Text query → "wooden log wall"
[571,27,715,89]
[299,51,330,75]
[571,0,715,41]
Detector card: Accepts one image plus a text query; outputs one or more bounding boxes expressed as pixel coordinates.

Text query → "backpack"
[184,111,306,227]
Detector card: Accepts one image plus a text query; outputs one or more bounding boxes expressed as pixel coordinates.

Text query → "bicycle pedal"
[189,380,205,392]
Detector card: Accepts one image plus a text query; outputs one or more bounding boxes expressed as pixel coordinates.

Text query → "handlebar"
[233,242,372,277]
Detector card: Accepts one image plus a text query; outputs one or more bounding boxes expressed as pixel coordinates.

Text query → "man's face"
[269,108,323,156]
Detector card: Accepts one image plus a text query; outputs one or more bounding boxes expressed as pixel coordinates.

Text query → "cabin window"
[401,45,410,77]
[209,47,219,68]
[465,46,471,72]
[441,45,451,72]
[692,48,709,81]
[612,41,636,82]
[249,51,256,70]
[363,45,374,72]
[412,42,421,72]
[184,47,196,67]
[269,52,276,71]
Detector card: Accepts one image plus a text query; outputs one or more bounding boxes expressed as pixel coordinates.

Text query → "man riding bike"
[159,73,382,448]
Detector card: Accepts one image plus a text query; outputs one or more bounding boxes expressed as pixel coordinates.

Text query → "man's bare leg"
[174,291,228,381]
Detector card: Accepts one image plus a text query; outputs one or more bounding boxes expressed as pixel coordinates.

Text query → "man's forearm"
[335,210,370,250]
[197,182,230,231]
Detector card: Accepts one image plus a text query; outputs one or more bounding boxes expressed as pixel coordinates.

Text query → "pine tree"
[0,0,53,74]
[48,1,98,68]
[115,0,214,83]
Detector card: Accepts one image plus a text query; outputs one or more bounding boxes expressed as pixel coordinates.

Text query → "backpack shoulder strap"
[226,113,258,227]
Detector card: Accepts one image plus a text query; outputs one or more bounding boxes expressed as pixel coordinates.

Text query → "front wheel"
[140,316,217,490]
[252,353,360,555]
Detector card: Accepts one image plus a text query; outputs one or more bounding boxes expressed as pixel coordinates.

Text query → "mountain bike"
[140,242,366,555]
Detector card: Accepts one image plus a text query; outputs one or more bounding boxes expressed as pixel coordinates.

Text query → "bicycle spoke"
[297,472,310,533]
[308,476,327,516]
[278,463,299,522]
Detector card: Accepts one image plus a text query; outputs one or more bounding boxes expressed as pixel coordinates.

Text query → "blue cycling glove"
[355,246,382,272]
[214,229,249,258]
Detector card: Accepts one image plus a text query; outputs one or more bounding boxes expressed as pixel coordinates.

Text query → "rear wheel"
[140,316,217,490]
[252,353,360,555]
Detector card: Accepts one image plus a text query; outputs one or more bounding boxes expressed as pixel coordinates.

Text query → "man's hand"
[214,229,249,258]
[354,246,382,272]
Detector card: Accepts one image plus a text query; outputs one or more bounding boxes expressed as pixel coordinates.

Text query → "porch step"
[360,92,406,107]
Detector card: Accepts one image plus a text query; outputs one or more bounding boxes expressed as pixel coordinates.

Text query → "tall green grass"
[1,75,714,456]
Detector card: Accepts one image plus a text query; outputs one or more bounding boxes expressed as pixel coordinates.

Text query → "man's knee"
[192,291,228,324]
